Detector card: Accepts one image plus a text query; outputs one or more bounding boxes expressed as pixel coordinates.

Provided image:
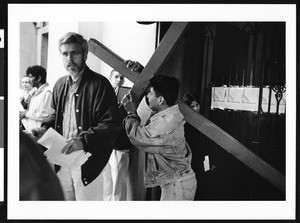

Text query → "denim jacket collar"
[150,104,182,120]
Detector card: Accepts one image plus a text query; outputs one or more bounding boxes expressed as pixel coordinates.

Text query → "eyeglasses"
[61,51,82,58]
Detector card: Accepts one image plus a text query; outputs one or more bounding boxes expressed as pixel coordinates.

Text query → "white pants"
[57,166,103,201]
[102,150,130,201]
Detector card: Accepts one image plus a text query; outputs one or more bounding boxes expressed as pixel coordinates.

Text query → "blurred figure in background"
[19,65,54,140]
[19,75,36,111]
[182,92,216,200]
[109,70,125,95]
[182,92,200,113]
[103,64,143,200]
[102,70,132,201]
[20,131,64,200]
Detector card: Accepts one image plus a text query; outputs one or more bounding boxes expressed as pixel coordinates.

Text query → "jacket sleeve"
[123,114,171,154]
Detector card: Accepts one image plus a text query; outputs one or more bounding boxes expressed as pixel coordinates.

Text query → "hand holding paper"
[62,138,84,154]
[37,127,91,168]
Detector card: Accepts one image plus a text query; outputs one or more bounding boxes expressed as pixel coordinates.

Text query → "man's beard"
[67,62,83,76]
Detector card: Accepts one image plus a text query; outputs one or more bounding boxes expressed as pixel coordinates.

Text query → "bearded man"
[44,32,121,200]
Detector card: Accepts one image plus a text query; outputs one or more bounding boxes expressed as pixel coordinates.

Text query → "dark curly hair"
[26,65,47,84]
[149,75,180,106]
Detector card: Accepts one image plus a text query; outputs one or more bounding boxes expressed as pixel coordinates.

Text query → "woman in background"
[19,75,36,111]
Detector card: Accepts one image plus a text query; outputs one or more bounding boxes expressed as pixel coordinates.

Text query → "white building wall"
[19,22,37,88]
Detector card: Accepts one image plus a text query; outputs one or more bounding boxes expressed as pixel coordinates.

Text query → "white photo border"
[8,3,296,220]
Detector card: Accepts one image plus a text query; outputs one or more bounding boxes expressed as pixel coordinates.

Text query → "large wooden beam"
[129,22,189,101]
[88,22,285,194]
[88,38,141,82]
[177,100,285,192]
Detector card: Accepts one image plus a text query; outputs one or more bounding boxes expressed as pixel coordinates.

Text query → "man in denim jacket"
[122,75,197,200]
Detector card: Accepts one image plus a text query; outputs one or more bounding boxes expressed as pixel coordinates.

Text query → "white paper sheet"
[227,87,243,103]
[242,87,259,104]
[37,127,91,168]
[211,87,228,110]
[213,87,227,102]
[203,155,210,172]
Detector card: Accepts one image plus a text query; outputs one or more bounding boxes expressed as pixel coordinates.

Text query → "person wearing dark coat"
[42,32,121,200]
[20,131,64,200]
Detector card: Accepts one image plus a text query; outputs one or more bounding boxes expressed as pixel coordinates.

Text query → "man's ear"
[37,76,41,82]
[158,96,165,105]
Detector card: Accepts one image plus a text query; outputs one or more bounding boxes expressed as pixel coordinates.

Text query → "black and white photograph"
[1,2,298,221]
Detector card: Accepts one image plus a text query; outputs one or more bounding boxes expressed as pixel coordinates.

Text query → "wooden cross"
[88,22,285,195]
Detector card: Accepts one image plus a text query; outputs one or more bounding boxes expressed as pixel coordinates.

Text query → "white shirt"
[22,83,54,131]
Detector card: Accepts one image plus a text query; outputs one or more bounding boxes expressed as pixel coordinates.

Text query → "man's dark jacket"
[46,66,121,186]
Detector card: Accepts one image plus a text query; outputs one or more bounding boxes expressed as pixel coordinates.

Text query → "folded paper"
[37,127,91,168]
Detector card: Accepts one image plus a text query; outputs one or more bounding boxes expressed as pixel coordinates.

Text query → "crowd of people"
[19,32,198,201]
